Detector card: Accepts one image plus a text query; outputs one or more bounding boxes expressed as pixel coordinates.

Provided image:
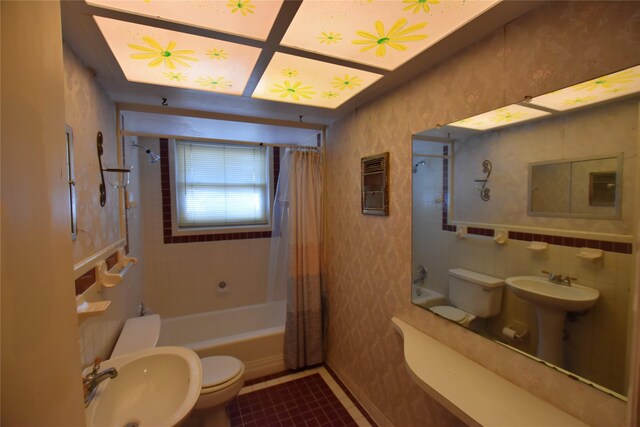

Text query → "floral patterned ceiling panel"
[94,16,261,95]
[251,52,383,108]
[280,0,501,71]
[87,0,283,41]
[529,65,640,111]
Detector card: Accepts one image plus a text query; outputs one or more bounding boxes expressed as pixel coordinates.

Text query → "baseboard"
[326,356,394,427]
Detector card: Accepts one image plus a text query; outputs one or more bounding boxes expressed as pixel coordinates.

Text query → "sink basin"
[85,346,202,427]
[505,276,599,366]
[505,276,599,312]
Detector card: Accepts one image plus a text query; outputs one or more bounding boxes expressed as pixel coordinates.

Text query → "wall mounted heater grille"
[361,152,389,216]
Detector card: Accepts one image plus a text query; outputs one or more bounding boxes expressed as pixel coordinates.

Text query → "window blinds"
[175,141,268,228]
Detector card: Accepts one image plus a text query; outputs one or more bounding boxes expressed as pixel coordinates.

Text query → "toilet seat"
[431,305,476,326]
[200,356,245,394]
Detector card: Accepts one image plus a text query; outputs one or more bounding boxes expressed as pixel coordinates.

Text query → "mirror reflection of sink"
[85,346,202,427]
[505,276,599,312]
[505,276,599,367]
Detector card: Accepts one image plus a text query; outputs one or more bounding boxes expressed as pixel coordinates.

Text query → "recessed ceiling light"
[280,0,501,71]
[87,0,283,41]
[94,16,261,96]
[529,64,640,111]
[251,52,383,109]
[448,104,550,131]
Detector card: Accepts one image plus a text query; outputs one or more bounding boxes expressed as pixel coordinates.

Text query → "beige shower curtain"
[283,149,323,369]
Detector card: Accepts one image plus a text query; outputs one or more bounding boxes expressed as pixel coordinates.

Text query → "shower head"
[412,160,425,173]
[132,143,161,163]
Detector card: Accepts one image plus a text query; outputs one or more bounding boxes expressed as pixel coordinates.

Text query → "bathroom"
[3,1,640,426]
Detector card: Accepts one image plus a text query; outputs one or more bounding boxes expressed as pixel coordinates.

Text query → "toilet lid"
[431,305,469,322]
[201,356,243,388]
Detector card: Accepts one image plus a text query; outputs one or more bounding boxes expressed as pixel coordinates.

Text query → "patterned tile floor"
[186,366,375,427]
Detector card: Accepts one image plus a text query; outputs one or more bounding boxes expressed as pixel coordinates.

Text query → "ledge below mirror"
[391,317,586,427]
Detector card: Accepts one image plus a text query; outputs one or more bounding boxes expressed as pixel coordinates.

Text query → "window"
[173,140,271,230]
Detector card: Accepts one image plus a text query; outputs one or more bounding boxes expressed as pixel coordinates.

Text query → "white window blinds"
[175,141,269,228]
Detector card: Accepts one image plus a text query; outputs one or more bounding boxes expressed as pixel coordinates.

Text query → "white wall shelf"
[392,317,587,427]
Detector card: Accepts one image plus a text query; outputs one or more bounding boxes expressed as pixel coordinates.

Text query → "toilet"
[430,268,504,326]
[111,314,244,427]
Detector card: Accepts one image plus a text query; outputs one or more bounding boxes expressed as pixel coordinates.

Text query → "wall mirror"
[412,64,640,399]
[529,154,622,218]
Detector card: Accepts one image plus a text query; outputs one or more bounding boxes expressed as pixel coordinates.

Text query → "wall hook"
[474,159,492,201]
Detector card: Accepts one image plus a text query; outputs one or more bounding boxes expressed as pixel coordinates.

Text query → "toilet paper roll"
[502,326,518,340]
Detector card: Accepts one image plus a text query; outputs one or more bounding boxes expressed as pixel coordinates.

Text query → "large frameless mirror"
[412,64,640,399]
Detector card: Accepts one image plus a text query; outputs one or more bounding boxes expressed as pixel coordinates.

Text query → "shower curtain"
[267,148,323,369]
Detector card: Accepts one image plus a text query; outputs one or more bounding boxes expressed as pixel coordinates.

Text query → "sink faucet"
[83,358,118,407]
[542,270,577,286]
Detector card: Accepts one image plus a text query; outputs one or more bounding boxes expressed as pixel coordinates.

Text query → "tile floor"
[186,366,375,427]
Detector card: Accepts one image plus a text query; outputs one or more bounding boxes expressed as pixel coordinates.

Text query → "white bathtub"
[157,301,286,380]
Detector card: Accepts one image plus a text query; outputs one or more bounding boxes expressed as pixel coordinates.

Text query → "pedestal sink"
[85,346,202,427]
[505,276,599,367]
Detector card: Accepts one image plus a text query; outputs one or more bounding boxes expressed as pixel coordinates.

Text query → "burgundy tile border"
[441,146,457,233]
[75,268,96,295]
[74,250,121,295]
[159,139,278,244]
[439,146,632,255]
[105,252,118,270]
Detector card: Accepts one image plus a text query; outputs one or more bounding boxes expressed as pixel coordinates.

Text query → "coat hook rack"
[97,131,130,207]
[474,159,492,201]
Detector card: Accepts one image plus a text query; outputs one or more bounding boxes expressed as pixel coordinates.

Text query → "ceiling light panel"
[251,52,383,109]
[529,64,640,112]
[94,17,261,96]
[280,0,501,71]
[448,104,550,131]
[87,0,283,41]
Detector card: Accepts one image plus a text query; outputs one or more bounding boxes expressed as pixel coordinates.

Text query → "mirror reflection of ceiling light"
[94,16,261,96]
[86,0,283,41]
[448,104,551,131]
[529,64,640,111]
[252,53,383,109]
[281,0,501,71]
[449,64,640,131]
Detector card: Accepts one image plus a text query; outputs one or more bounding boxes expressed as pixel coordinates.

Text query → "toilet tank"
[448,268,504,318]
[110,314,161,358]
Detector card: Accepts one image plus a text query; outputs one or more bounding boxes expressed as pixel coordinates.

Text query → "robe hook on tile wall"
[474,159,492,201]
[97,131,131,207]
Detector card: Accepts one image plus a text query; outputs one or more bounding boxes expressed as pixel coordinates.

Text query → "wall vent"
[361,152,389,216]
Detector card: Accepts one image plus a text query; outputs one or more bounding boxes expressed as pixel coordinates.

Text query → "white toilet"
[111,314,244,426]
[430,268,504,326]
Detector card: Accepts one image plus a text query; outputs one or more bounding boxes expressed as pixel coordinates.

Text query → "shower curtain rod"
[120,130,320,149]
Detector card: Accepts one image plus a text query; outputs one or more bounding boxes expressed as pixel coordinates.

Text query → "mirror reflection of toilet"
[430,268,505,327]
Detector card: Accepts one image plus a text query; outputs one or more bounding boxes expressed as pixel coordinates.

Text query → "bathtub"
[157,301,286,380]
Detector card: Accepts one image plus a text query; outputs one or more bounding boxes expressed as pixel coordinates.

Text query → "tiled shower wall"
[325,2,639,426]
[138,137,271,318]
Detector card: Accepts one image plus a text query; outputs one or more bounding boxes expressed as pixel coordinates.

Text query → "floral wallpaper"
[325,2,639,426]
[64,43,121,263]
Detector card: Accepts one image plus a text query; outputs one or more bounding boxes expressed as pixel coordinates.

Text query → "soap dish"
[577,247,604,261]
[526,242,548,252]
[76,296,111,321]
